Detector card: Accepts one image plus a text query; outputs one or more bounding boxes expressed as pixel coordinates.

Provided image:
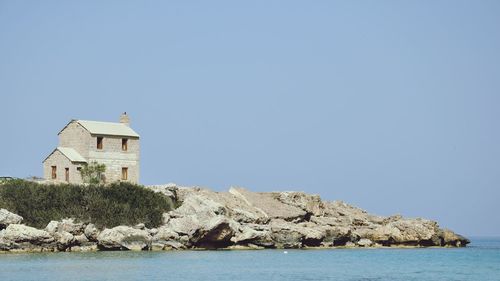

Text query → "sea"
[0,238,499,281]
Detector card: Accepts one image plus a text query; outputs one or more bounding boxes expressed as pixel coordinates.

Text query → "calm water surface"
[1,238,499,281]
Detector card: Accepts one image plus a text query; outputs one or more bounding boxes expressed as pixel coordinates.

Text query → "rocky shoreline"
[0,185,469,253]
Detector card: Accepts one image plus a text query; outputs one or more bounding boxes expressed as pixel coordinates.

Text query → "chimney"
[120,112,130,126]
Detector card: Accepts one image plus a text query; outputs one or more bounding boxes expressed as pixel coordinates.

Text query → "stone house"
[43,113,140,184]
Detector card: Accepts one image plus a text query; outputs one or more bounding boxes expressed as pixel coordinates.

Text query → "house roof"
[43,147,87,163]
[57,147,87,162]
[59,120,140,138]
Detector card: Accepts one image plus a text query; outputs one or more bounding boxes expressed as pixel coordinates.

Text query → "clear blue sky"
[1,1,499,236]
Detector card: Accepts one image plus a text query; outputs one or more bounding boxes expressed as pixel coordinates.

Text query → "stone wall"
[59,121,92,159]
[88,136,140,183]
[43,150,84,184]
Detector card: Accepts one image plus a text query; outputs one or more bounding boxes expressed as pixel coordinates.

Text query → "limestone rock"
[194,189,269,223]
[310,216,340,226]
[97,226,151,251]
[45,221,59,233]
[145,183,178,201]
[0,224,55,251]
[322,201,376,227]
[269,219,325,248]
[229,187,307,221]
[231,224,273,247]
[162,240,186,250]
[190,216,238,248]
[134,223,146,230]
[162,213,171,224]
[45,219,85,235]
[151,225,185,250]
[325,226,358,246]
[74,234,91,245]
[357,238,373,247]
[368,218,439,246]
[69,245,98,252]
[171,193,227,221]
[439,229,470,247]
[84,224,99,241]
[0,209,23,229]
[0,186,471,252]
[164,191,236,237]
[272,192,325,216]
[53,231,75,250]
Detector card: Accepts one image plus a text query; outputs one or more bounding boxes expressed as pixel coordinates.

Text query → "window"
[51,166,57,179]
[65,168,69,182]
[97,137,103,150]
[122,138,128,151]
[121,167,128,180]
[77,167,82,172]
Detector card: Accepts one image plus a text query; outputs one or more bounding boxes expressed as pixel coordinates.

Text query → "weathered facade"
[43,113,140,184]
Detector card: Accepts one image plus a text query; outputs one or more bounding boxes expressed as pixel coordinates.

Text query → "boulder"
[167,216,202,236]
[190,216,238,248]
[84,224,99,241]
[97,226,151,251]
[53,231,75,251]
[45,219,85,235]
[170,193,227,222]
[0,209,23,229]
[231,224,273,247]
[0,224,55,251]
[151,226,184,250]
[74,234,91,245]
[357,238,373,247]
[164,191,235,237]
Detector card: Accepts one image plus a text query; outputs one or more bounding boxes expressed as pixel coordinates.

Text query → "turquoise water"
[1,238,499,281]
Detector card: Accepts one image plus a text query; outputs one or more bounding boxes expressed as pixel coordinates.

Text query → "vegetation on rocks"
[0,180,174,229]
[0,184,469,252]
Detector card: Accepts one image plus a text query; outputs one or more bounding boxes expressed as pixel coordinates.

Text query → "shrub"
[79,161,106,184]
[0,180,174,229]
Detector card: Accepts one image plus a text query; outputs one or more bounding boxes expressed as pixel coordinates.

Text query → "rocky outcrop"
[0,209,23,229]
[229,187,307,221]
[97,226,151,251]
[190,216,237,248]
[0,224,54,251]
[0,185,470,252]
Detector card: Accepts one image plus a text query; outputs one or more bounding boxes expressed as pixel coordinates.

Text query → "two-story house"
[43,113,140,184]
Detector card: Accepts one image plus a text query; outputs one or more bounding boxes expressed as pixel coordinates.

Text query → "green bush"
[0,180,174,229]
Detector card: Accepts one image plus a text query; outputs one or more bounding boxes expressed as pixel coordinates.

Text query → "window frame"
[122,138,128,151]
[51,166,57,179]
[65,167,69,182]
[97,137,103,150]
[121,167,128,181]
